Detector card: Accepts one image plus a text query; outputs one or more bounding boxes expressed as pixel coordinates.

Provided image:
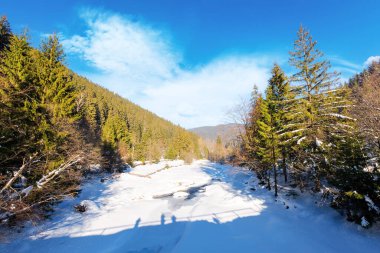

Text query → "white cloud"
[63,9,180,89]
[140,56,271,128]
[364,56,380,67]
[62,9,275,128]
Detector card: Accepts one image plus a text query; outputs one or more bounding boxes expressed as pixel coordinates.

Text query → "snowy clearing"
[1,160,380,253]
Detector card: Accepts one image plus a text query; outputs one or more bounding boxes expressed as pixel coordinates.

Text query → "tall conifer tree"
[0,16,11,52]
[256,65,291,196]
[289,26,352,190]
[37,34,79,123]
[267,64,293,183]
[0,34,39,164]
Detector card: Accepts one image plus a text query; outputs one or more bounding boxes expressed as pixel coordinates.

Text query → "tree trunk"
[272,146,278,197]
[266,170,271,191]
[274,163,278,197]
[282,150,288,183]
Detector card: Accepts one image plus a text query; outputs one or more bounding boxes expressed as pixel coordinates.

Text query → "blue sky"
[2,0,380,127]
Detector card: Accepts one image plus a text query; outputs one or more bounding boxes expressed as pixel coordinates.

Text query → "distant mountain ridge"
[189,123,242,144]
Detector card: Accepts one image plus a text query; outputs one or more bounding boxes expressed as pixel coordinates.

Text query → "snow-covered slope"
[1,160,380,253]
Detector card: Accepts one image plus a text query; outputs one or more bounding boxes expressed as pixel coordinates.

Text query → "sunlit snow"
[1,160,380,253]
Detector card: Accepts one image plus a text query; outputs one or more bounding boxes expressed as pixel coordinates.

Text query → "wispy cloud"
[63,8,180,91]
[330,56,362,80]
[331,57,362,71]
[63,9,274,128]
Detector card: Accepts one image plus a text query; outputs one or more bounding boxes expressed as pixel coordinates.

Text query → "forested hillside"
[239,26,380,227]
[77,74,202,164]
[0,16,201,225]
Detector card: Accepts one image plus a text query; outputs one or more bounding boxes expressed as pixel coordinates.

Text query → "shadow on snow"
[5,209,378,253]
[2,162,380,253]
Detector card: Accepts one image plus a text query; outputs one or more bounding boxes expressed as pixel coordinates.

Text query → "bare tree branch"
[36,155,82,189]
[0,154,37,195]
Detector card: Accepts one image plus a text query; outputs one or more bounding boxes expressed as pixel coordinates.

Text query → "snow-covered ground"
[1,160,380,253]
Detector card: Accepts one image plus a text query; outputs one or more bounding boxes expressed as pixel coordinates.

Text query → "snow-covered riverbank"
[1,160,380,253]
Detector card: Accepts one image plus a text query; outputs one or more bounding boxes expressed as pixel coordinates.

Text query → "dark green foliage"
[242,26,380,226]
[329,62,380,226]
[0,31,82,173]
[0,16,11,52]
[331,143,380,226]
[76,75,201,163]
[37,34,80,122]
[0,26,87,226]
[102,114,131,148]
[255,65,291,196]
[0,34,40,165]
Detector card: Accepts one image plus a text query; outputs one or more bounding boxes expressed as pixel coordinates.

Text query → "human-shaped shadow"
[160,214,165,225]
[171,215,176,223]
[134,218,141,229]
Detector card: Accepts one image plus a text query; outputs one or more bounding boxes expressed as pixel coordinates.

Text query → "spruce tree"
[255,65,291,196]
[37,34,80,123]
[256,97,275,192]
[0,16,11,52]
[244,86,263,169]
[0,34,39,165]
[266,64,293,183]
[289,26,352,190]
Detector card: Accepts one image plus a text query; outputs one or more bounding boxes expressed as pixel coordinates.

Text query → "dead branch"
[36,155,82,189]
[0,154,37,195]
